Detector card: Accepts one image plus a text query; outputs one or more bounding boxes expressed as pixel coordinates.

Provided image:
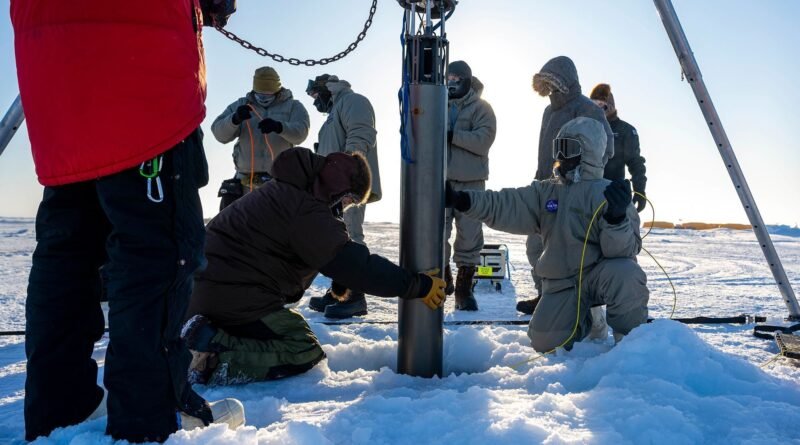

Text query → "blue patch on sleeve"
[546,199,558,213]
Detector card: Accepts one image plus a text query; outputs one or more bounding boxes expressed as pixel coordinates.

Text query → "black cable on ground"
[0,314,771,336]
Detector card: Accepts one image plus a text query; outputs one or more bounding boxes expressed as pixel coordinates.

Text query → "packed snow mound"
[16,321,800,445]
[2,220,799,443]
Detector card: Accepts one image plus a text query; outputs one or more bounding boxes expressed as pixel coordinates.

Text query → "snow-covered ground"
[0,218,799,444]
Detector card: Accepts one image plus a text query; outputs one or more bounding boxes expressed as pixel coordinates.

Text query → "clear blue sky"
[1,0,799,226]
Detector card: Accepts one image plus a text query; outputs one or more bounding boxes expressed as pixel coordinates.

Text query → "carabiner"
[146,176,164,203]
[139,156,162,179]
[140,155,164,203]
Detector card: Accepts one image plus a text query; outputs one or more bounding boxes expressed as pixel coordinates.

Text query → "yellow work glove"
[419,268,446,310]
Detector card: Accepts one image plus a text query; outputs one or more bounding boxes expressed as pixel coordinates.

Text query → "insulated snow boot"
[454,265,478,311]
[180,398,246,431]
[588,305,608,341]
[516,296,540,315]
[324,291,368,319]
[613,331,625,344]
[308,289,337,312]
[444,264,455,296]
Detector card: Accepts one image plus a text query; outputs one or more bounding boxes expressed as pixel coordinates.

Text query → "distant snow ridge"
[768,225,800,237]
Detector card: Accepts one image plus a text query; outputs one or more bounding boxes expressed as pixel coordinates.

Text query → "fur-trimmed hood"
[538,56,581,110]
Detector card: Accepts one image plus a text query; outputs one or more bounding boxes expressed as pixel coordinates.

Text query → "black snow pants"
[25,129,212,442]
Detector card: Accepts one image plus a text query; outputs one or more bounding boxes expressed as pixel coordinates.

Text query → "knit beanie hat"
[253,67,281,94]
[589,83,615,108]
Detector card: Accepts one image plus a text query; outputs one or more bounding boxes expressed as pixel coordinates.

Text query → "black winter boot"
[308,289,337,312]
[515,297,540,315]
[454,265,478,311]
[324,291,368,319]
[445,264,455,296]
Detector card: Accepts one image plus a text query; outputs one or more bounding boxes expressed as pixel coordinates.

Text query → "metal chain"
[214,0,378,66]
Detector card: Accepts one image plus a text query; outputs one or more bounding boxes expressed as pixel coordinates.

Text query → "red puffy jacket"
[11,0,207,186]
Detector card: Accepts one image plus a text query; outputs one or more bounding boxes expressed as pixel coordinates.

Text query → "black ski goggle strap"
[552,137,583,160]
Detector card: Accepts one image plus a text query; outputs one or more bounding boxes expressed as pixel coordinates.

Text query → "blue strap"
[448,103,458,132]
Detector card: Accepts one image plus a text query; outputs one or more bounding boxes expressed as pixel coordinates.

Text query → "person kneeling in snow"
[182,147,446,385]
[445,117,649,352]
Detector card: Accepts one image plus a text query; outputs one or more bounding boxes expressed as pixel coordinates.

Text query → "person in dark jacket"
[517,56,615,316]
[12,0,243,441]
[182,147,445,386]
[590,83,647,212]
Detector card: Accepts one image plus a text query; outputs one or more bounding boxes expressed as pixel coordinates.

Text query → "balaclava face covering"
[254,92,276,107]
[313,90,332,113]
[307,74,334,113]
[554,156,582,182]
[447,60,473,99]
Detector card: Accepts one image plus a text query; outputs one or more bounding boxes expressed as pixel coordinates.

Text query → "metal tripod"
[654,0,799,320]
[0,95,24,158]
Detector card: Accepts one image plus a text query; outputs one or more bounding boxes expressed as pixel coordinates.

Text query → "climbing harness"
[139,155,164,203]
[214,0,377,66]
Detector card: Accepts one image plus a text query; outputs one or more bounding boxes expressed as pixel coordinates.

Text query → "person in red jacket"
[11,0,242,442]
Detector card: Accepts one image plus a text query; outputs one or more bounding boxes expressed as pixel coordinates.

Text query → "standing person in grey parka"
[446,117,648,352]
[305,74,383,319]
[211,66,310,210]
[444,61,497,311]
[517,56,615,315]
[590,83,648,213]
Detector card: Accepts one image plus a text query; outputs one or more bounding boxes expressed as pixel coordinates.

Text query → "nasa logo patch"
[546,199,558,213]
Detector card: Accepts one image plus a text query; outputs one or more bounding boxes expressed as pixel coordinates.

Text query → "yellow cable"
[509,200,608,370]
[633,192,677,318]
[641,246,678,319]
[636,191,654,239]
[759,351,785,368]
[509,190,677,370]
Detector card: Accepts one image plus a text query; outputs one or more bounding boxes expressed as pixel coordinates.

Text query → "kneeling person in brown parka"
[183,147,445,385]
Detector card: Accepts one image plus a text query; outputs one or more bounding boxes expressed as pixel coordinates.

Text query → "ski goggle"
[306,78,331,96]
[552,137,583,160]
